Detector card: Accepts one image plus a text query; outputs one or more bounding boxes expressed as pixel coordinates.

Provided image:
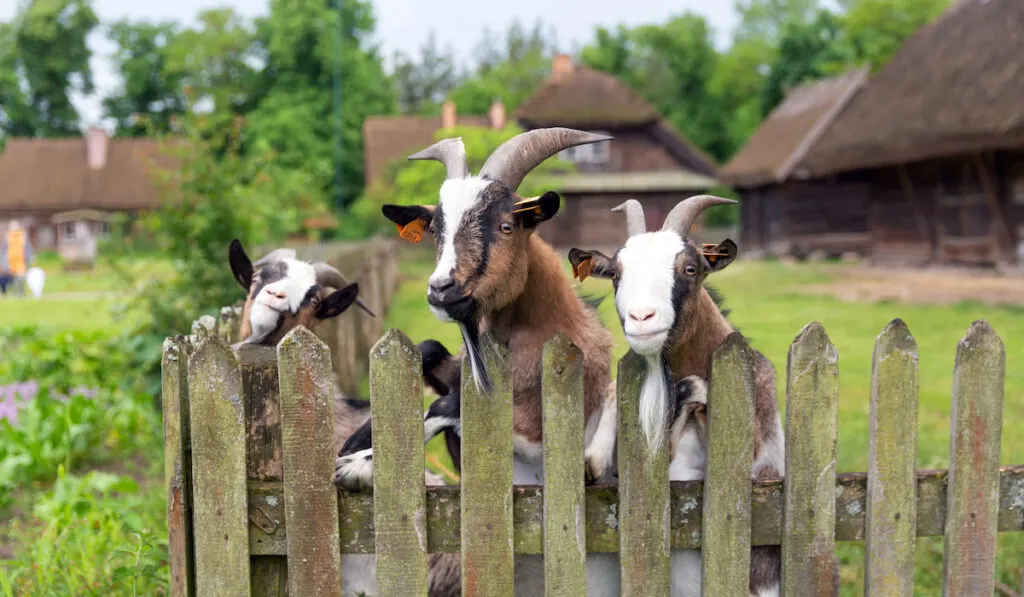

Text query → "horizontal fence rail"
[163,306,1021,597]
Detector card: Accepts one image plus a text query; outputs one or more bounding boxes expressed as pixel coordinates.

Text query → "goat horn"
[407,137,469,179]
[611,199,647,237]
[478,128,612,192]
[253,248,297,267]
[660,194,738,237]
[313,262,376,317]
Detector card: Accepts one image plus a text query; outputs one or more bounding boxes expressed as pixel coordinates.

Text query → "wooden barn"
[720,68,869,258]
[362,54,719,249]
[724,0,1024,267]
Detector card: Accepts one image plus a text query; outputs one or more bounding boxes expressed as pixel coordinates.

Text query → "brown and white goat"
[228,239,461,597]
[568,197,838,597]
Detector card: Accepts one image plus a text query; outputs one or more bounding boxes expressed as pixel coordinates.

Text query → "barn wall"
[567,128,682,175]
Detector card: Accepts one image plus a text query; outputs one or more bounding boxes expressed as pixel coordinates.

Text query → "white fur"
[584,395,617,481]
[333,448,374,489]
[246,258,318,343]
[423,414,459,442]
[459,324,487,393]
[669,376,708,482]
[428,176,493,292]
[615,231,686,355]
[639,356,669,454]
[753,413,786,480]
[670,549,703,597]
[756,585,781,597]
[341,554,377,597]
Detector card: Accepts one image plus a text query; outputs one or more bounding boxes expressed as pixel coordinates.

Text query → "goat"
[228,239,461,597]
[567,196,839,597]
[336,129,622,596]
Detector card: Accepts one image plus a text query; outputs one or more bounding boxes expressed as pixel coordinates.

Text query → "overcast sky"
[0,0,740,128]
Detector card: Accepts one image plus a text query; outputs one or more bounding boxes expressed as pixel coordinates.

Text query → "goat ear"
[514,191,560,229]
[702,239,738,273]
[229,239,254,290]
[382,204,436,244]
[316,283,360,320]
[568,248,616,282]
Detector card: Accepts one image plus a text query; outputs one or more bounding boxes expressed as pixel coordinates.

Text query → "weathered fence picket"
[370,330,430,597]
[616,351,671,596]
[782,322,840,596]
[701,333,757,597]
[162,336,196,597]
[278,328,345,596]
[460,333,515,597]
[865,319,919,596]
[541,334,587,596]
[163,308,1023,597]
[187,336,251,597]
[943,321,1005,597]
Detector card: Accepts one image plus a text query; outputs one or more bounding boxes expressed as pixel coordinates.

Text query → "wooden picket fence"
[162,309,1023,597]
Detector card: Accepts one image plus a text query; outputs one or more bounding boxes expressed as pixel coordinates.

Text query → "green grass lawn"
[385,244,1024,596]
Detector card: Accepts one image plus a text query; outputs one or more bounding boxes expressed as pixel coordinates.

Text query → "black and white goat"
[567,196,840,597]
[228,239,461,597]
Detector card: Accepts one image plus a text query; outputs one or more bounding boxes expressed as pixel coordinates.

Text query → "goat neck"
[665,287,734,379]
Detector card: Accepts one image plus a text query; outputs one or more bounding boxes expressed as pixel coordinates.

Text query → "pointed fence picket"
[163,309,1023,597]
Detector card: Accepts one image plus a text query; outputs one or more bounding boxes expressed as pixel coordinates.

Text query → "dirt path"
[798,264,1024,306]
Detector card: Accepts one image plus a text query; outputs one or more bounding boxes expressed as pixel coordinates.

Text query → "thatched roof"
[797,0,1024,177]
[515,65,659,128]
[720,68,867,188]
[362,114,490,187]
[0,136,175,213]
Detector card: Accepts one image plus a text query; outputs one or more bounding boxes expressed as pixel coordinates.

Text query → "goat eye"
[311,296,320,307]
[500,222,514,234]
[684,264,698,276]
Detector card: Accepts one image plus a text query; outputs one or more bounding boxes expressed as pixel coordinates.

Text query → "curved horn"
[407,137,469,179]
[253,248,297,267]
[313,262,376,317]
[478,127,612,192]
[660,195,738,237]
[611,199,647,237]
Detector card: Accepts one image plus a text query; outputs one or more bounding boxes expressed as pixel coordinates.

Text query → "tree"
[733,0,821,45]
[391,32,461,115]
[243,0,395,211]
[103,19,187,137]
[840,0,950,71]
[0,0,98,137]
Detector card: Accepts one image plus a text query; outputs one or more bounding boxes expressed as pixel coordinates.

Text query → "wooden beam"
[896,165,934,254]
[971,153,1015,258]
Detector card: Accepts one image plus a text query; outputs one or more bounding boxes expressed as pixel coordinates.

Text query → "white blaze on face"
[247,259,318,343]
[614,230,685,356]
[427,176,493,322]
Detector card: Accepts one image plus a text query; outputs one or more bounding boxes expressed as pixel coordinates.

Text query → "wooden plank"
[187,336,251,597]
[865,319,918,596]
[782,322,839,596]
[616,350,670,597]
[278,327,344,597]
[369,329,429,597]
[943,320,1005,597]
[246,466,1024,555]
[701,333,757,597]
[460,332,514,597]
[218,305,242,344]
[237,343,288,597]
[896,165,933,249]
[163,336,196,597]
[971,154,1014,251]
[541,334,587,596]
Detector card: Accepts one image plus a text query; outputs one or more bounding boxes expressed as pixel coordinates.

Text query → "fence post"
[782,322,839,596]
[617,350,671,596]
[163,335,196,597]
[702,333,757,597]
[541,334,587,595]
[187,336,251,597]
[865,319,918,596]
[370,329,429,597]
[278,327,345,596]
[238,343,288,596]
[460,332,514,597]
[943,321,1005,597]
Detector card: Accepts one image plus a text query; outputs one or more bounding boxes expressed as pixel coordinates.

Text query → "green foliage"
[0,468,168,596]
[0,0,98,137]
[840,0,950,71]
[391,32,461,114]
[342,124,575,238]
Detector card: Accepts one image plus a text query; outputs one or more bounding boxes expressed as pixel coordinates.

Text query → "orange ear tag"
[573,258,593,282]
[395,218,427,244]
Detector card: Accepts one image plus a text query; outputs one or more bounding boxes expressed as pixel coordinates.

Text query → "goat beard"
[245,302,283,345]
[455,309,494,397]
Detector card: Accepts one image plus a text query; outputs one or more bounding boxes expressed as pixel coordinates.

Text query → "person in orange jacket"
[1,220,33,296]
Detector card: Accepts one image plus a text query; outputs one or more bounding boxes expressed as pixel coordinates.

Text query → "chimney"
[488,100,506,130]
[86,126,108,170]
[441,99,456,130]
[552,53,573,80]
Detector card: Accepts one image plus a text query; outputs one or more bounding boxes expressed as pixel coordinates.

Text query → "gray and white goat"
[228,239,461,597]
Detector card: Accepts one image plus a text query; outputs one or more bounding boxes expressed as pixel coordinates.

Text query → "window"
[557,130,611,165]
[62,222,76,241]
[97,221,110,238]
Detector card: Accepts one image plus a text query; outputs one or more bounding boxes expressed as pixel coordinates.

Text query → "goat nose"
[429,278,455,293]
[628,308,656,322]
[265,287,286,300]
